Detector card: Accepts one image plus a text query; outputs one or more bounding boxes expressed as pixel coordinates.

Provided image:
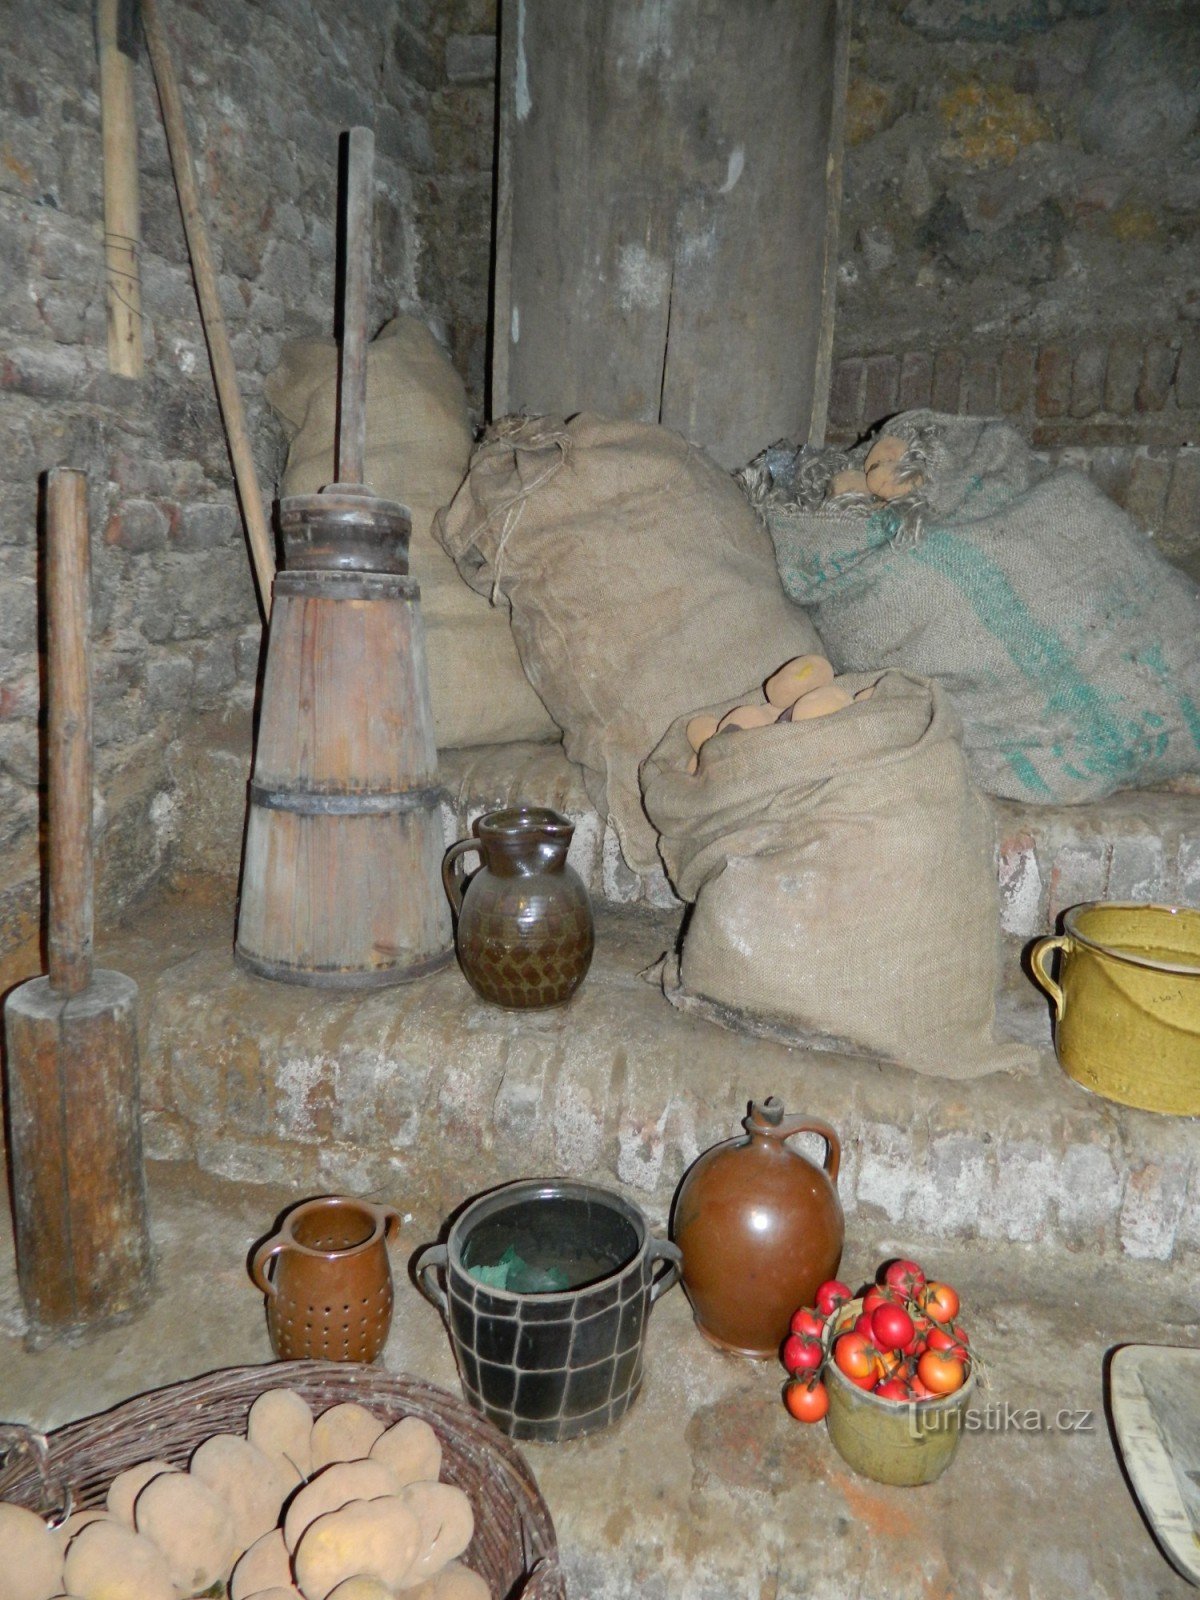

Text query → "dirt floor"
[0,1158,1195,1599]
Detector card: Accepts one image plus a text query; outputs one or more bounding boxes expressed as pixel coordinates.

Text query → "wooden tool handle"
[96,0,144,379]
[141,0,275,614]
[46,469,94,997]
[337,126,374,488]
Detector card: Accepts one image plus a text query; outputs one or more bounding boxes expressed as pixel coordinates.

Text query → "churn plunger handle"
[337,125,373,489]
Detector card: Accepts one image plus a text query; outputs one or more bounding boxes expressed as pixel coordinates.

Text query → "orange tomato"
[917,1349,966,1396]
[920,1281,961,1324]
[784,1378,830,1423]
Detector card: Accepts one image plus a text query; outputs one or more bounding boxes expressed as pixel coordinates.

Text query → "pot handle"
[1030,935,1068,1019]
[774,1114,841,1186]
[415,1243,449,1316]
[648,1237,682,1304]
[250,1234,288,1298]
[441,839,480,917]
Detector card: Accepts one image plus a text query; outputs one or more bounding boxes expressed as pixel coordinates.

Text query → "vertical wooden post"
[337,126,374,488]
[46,469,94,997]
[97,0,144,378]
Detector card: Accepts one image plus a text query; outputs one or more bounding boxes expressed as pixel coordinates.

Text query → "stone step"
[173,717,1200,936]
[109,884,1198,1266]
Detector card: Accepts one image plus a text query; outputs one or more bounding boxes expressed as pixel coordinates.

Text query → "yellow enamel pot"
[1030,902,1200,1116]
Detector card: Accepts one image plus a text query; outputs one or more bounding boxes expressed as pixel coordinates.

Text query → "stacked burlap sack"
[266,317,557,750]
[642,668,1035,1078]
[746,410,1200,805]
[436,413,823,872]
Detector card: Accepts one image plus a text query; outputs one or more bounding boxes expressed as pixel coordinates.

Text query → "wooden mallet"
[3,469,154,1345]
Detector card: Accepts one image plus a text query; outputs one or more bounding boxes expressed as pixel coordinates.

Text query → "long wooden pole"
[140,0,275,613]
[97,0,144,378]
[337,127,374,488]
[46,470,94,998]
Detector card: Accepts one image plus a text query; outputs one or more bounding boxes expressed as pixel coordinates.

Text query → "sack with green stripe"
[746,411,1200,805]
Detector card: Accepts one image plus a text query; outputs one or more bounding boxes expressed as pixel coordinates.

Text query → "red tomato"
[853,1312,876,1339]
[782,1334,822,1374]
[790,1308,826,1340]
[873,1377,911,1402]
[926,1326,970,1362]
[847,1371,877,1390]
[834,1332,878,1383]
[920,1282,961,1324]
[815,1280,853,1318]
[784,1377,829,1423]
[917,1349,966,1395]
[883,1258,927,1298]
[862,1285,900,1316]
[909,1374,936,1400]
[870,1303,915,1351]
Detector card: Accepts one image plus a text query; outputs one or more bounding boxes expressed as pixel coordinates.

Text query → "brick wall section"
[827,335,1200,582]
[0,0,451,969]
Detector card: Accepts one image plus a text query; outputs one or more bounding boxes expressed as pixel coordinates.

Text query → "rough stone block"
[1136,343,1178,413]
[1035,346,1072,416]
[898,351,933,411]
[1106,833,1167,902]
[997,830,1044,937]
[1173,331,1200,412]
[446,33,496,83]
[177,502,239,552]
[1044,836,1109,924]
[105,499,170,554]
[1103,333,1143,415]
[1162,448,1200,546]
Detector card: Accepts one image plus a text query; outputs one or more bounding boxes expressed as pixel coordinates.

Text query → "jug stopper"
[749,1096,785,1127]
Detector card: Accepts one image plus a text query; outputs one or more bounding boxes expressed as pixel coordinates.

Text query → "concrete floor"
[0,1158,1196,1599]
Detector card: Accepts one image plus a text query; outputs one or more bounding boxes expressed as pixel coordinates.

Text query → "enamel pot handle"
[415,1243,449,1315]
[648,1237,683,1304]
[1030,935,1068,1019]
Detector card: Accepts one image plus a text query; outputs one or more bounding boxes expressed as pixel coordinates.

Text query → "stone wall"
[831,0,1200,578]
[0,0,456,976]
[419,1,1200,578]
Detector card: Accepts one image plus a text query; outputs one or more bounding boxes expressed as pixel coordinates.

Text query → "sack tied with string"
[749,410,1200,806]
[436,412,823,874]
[641,669,1036,1078]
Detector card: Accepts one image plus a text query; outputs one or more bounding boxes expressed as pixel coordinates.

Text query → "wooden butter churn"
[236,129,452,986]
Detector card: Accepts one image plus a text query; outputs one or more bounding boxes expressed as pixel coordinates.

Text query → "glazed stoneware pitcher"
[250,1195,401,1362]
[442,807,594,1009]
[672,1097,844,1358]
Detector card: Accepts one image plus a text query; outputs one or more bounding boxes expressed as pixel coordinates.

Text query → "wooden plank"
[338,127,374,487]
[97,0,144,378]
[492,0,850,469]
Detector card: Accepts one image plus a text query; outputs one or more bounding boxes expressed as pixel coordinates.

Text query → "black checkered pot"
[416,1179,682,1443]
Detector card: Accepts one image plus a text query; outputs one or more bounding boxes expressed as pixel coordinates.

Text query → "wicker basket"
[0,1361,566,1600]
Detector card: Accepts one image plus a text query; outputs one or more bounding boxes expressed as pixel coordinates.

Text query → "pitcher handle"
[648,1237,682,1304]
[441,839,480,917]
[367,1202,402,1241]
[250,1235,288,1298]
[1030,935,1068,1019]
[415,1243,449,1316]
[775,1114,841,1186]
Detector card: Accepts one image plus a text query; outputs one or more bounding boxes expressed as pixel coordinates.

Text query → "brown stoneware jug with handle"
[251,1195,401,1362]
[442,806,594,1009]
[672,1097,844,1358]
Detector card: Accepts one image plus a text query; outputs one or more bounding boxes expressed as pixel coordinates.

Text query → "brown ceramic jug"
[250,1195,400,1362]
[442,807,594,1009]
[672,1097,844,1358]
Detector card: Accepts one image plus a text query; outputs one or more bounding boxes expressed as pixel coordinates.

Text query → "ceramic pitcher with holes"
[250,1195,401,1362]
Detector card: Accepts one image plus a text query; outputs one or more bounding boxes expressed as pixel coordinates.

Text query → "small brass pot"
[1030,901,1200,1117]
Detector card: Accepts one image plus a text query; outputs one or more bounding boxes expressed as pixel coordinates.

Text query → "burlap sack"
[641,670,1035,1077]
[436,413,823,873]
[751,411,1200,804]
[265,317,557,750]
